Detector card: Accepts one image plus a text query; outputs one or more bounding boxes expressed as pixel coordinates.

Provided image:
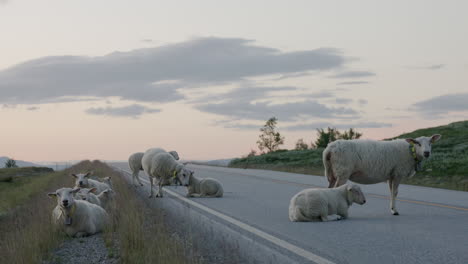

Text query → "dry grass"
[0,162,88,264]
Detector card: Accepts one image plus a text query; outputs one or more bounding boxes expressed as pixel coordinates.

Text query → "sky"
[1,0,467,162]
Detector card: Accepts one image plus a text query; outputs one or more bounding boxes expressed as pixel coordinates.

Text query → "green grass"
[229,120,468,191]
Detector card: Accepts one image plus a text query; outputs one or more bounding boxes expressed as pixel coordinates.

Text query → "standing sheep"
[289,184,366,222]
[323,134,441,215]
[129,149,180,186]
[186,174,223,198]
[48,187,108,237]
[72,172,111,194]
[142,148,191,198]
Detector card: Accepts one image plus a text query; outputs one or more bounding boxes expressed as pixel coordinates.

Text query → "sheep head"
[71,171,93,188]
[406,134,441,160]
[346,184,366,205]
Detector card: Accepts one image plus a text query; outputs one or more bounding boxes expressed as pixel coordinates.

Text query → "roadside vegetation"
[229,119,468,191]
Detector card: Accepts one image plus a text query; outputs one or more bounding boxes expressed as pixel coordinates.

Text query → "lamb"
[129,149,180,186]
[187,174,223,198]
[141,148,191,198]
[75,187,101,207]
[48,187,108,237]
[289,184,366,222]
[323,134,441,215]
[72,172,111,194]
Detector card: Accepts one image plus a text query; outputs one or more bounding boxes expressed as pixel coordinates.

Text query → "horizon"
[1,0,467,162]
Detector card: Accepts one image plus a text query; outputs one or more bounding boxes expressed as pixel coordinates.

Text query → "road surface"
[111,163,468,264]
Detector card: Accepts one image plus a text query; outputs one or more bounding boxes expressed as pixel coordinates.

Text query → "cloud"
[85,104,161,118]
[335,98,353,104]
[411,93,468,118]
[330,71,375,79]
[337,81,369,85]
[0,0,8,5]
[284,121,392,131]
[0,37,348,107]
[408,64,445,70]
[141,39,153,43]
[26,106,39,111]
[358,99,368,105]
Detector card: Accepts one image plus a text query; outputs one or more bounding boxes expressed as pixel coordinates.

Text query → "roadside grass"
[89,160,199,264]
[229,120,468,192]
[0,167,56,215]
[0,165,76,264]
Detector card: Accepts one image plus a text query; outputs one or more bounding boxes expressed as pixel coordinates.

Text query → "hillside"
[229,120,468,191]
[0,157,42,168]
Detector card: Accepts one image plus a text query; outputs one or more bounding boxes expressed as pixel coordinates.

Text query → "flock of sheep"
[47,172,114,237]
[47,134,441,238]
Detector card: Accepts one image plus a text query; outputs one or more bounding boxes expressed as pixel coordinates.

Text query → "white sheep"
[97,189,115,212]
[48,187,108,237]
[289,184,366,222]
[142,148,191,198]
[72,172,111,194]
[323,134,441,215]
[75,187,101,207]
[187,174,223,198]
[129,149,180,186]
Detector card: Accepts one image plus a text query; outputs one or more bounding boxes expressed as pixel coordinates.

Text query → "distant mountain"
[0,156,43,168]
[189,158,233,167]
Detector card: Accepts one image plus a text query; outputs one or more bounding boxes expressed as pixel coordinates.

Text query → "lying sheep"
[75,188,101,207]
[129,149,180,186]
[97,189,115,212]
[323,134,441,215]
[48,187,108,237]
[142,148,191,198]
[289,184,366,222]
[72,172,111,194]
[187,174,223,198]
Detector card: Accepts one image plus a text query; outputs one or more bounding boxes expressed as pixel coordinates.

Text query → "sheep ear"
[346,184,353,191]
[71,173,78,178]
[71,188,81,193]
[431,134,441,143]
[405,138,418,145]
[48,192,57,198]
[89,187,97,194]
[84,171,92,178]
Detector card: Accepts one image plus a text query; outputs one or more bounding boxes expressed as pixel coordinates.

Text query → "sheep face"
[406,134,441,159]
[75,188,97,202]
[176,169,192,186]
[48,187,80,208]
[71,172,92,188]
[347,184,366,205]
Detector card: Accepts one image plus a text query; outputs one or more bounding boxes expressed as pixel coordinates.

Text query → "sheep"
[323,134,441,215]
[48,187,108,237]
[289,184,366,222]
[72,172,111,194]
[129,149,180,186]
[74,187,101,207]
[186,174,223,198]
[142,148,191,198]
[97,189,115,212]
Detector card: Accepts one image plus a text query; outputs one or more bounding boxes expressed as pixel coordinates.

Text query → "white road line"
[117,167,335,264]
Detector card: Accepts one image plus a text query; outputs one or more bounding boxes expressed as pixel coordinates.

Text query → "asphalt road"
[111,163,468,264]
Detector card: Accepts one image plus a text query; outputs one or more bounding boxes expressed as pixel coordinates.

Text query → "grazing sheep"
[289,184,366,222]
[142,149,191,198]
[323,134,441,215]
[48,187,108,237]
[72,172,111,194]
[129,149,180,186]
[187,174,223,198]
[75,187,101,207]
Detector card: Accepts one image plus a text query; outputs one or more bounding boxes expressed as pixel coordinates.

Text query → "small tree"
[313,127,340,148]
[295,138,309,150]
[256,117,285,153]
[4,158,18,168]
[247,149,257,157]
[339,128,362,140]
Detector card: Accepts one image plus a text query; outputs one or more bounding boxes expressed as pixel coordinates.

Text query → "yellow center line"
[196,165,468,212]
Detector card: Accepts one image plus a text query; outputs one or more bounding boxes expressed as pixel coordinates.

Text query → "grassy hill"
[229,120,468,191]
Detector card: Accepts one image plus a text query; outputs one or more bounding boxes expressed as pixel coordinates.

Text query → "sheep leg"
[333,177,348,188]
[134,171,144,186]
[389,178,401,215]
[148,176,154,198]
[156,177,164,198]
